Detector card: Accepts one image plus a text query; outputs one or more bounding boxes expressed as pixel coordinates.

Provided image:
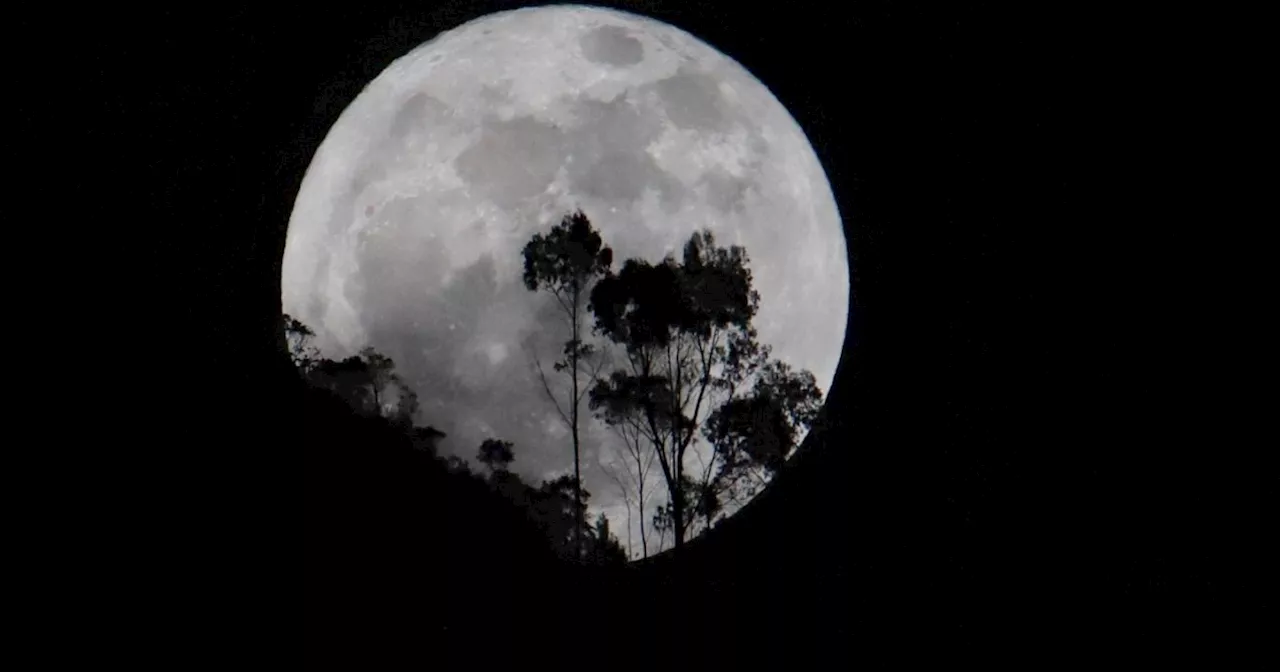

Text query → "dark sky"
[80,0,1269,661]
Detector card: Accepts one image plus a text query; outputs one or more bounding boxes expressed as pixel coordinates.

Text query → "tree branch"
[682,328,721,453]
[699,439,721,495]
[525,342,572,430]
[601,457,633,504]
[578,342,612,405]
[549,287,575,331]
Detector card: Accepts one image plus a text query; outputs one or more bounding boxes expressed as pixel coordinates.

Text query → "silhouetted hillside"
[91,1,1273,666]
[301,377,574,661]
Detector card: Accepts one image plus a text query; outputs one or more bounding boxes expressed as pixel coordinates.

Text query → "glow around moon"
[282,5,849,528]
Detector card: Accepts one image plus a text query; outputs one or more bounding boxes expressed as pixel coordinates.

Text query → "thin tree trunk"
[572,401,582,560]
[637,457,648,558]
[672,456,685,550]
[672,502,684,549]
[672,411,685,550]
[622,491,633,559]
[570,286,584,562]
[671,339,686,550]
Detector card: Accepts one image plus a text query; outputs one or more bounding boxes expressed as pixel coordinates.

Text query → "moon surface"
[282,5,848,545]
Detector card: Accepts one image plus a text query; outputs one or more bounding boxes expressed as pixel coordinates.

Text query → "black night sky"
[73,0,1271,666]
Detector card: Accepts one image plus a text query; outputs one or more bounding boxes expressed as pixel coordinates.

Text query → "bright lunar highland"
[282,5,849,546]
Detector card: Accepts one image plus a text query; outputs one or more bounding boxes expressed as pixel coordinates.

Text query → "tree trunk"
[672,416,685,550]
[622,493,633,560]
[637,467,648,559]
[572,402,582,560]
[672,462,685,551]
[570,289,584,562]
[672,500,685,549]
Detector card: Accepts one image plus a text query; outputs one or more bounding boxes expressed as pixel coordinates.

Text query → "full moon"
[283,5,849,545]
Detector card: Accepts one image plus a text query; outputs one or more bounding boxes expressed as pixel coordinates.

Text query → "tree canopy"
[521,209,616,561]
[287,211,823,563]
[586,228,823,549]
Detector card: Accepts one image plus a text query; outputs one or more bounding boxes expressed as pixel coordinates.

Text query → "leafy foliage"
[586,229,824,548]
[586,513,628,566]
[291,208,825,567]
[521,209,614,297]
[589,370,679,432]
[477,438,515,473]
[704,362,822,473]
[408,425,448,457]
[521,210,616,561]
[284,313,320,372]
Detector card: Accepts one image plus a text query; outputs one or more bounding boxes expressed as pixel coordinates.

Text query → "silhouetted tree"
[528,474,594,561]
[588,230,824,549]
[458,442,614,564]
[358,347,395,413]
[584,513,628,566]
[599,424,660,559]
[284,313,321,373]
[477,438,515,475]
[408,425,448,456]
[652,500,671,554]
[308,355,376,413]
[599,461,633,558]
[302,346,420,427]
[522,210,614,560]
[700,360,823,527]
[650,474,702,541]
[444,455,471,475]
[589,230,761,549]
[284,315,442,453]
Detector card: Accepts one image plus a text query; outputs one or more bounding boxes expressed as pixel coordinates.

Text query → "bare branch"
[578,342,613,405]
[603,431,640,492]
[681,328,721,453]
[600,457,633,503]
[551,286,572,316]
[698,443,722,502]
[524,341,572,430]
[641,438,659,486]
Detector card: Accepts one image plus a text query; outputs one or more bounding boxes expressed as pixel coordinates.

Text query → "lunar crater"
[648,66,731,132]
[390,92,453,141]
[580,25,646,67]
[454,114,567,208]
[565,93,663,153]
[699,166,752,213]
